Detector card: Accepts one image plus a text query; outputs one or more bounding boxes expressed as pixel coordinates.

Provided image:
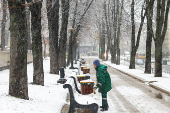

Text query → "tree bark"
[110,44,114,63]
[1,0,7,51]
[104,1,110,61]
[67,32,72,66]
[145,0,155,74]
[8,0,29,99]
[113,0,117,64]
[30,2,44,85]
[47,0,59,74]
[59,0,70,68]
[145,24,152,73]
[26,6,32,50]
[129,0,136,69]
[155,41,162,77]
[101,21,105,59]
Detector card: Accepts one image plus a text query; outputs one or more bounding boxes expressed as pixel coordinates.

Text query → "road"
[84,57,170,113]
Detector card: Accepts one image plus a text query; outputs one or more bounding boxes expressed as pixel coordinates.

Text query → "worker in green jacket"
[93,60,112,111]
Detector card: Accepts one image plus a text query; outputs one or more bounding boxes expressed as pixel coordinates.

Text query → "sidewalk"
[61,60,116,113]
[103,61,170,96]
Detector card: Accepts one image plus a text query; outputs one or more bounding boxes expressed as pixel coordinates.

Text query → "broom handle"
[92,82,97,97]
[92,88,95,97]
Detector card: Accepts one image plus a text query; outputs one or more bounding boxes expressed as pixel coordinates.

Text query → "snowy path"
[85,57,170,113]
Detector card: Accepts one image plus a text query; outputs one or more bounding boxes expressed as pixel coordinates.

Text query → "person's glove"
[97,83,102,88]
[94,86,98,90]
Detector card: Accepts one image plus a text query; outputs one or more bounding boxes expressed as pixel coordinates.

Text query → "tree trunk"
[72,33,77,61]
[113,0,118,64]
[26,6,32,50]
[129,48,136,69]
[106,38,110,61]
[59,0,70,68]
[31,2,44,85]
[104,1,110,61]
[116,48,120,65]
[101,36,105,60]
[67,0,78,67]
[155,41,162,77]
[43,37,47,58]
[110,44,114,63]
[99,43,101,59]
[145,0,155,74]
[116,0,124,65]
[66,34,72,66]
[47,0,59,74]
[145,21,152,73]
[8,0,29,99]
[144,28,152,73]
[1,0,7,51]
[129,0,136,69]
[5,7,9,47]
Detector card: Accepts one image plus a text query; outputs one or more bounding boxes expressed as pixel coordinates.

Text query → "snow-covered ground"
[1,57,170,113]
[103,61,170,93]
[0,57,114,113]
[0,58,70,113]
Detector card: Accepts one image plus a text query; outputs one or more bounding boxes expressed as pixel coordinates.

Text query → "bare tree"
[129,0,146,69]
[148,0,170,77]
[67,0,94,66]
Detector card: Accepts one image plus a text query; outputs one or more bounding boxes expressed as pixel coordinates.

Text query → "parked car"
[124,51,130,60]
[135,59,144,65]
[151,58,167,65]
[151,58,155,63]
[87,51,98,56]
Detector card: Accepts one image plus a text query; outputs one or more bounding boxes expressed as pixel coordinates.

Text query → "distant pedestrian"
[93,60,112,111]
[151,63,154,73]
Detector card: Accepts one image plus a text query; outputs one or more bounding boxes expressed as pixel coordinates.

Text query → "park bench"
[63,83,98,113]
[70,76,81,94]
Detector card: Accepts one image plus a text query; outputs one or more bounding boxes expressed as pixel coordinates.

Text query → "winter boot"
[100,108,108,111]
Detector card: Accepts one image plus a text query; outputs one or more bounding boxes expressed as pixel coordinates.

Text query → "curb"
[149,83,170,96]
[104,63,170,96]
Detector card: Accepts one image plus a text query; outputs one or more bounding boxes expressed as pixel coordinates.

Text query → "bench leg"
[68,107,74,113]
[91,106,98,113]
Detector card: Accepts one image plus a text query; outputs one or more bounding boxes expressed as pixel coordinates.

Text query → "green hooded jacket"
[95,64,112,93]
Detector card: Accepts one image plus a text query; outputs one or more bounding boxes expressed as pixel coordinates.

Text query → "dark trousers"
[102,93,108,108]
